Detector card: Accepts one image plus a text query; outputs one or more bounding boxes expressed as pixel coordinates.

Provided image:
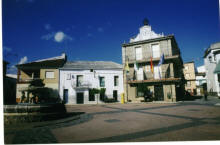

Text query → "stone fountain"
[4,79,67,124]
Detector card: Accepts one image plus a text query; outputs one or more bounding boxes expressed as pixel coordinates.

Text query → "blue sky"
[2,0,220,74]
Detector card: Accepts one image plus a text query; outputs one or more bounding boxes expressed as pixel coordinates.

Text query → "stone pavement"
[4,99,220,144]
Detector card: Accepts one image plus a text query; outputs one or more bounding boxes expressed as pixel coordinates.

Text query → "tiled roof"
[60,61,123,70]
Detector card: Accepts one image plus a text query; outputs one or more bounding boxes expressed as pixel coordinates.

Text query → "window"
[152,44,160,58]
[136,84,145,97]
[89,89,95,101]
[45,71,54,79]
[99,77,105,87]
[135,47,142,60]
[218,74,220,83]
[114,76,119,86]
[90,69,93,72]
[185,66,189,71]
[209,56,212,62]
[137,68,144,80]
[76,75,83,87]
[67,73,71,80]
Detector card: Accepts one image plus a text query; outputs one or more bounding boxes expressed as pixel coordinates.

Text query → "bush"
[100,88,106,101]
[208,92,217,96]
[27,79,60,104]
[104,98,117,103]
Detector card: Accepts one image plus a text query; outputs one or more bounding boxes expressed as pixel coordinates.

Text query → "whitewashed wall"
[195,65,206,86]
[59,69,123,104]
[204,48,220,96]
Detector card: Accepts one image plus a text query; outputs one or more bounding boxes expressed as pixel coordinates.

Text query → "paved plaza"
[4,97,220,144]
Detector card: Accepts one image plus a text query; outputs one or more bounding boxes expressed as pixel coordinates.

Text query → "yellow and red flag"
[150,57,154,73]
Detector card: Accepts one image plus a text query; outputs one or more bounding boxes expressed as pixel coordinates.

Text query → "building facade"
[122,22,185,103]
[183,62,196,95]
[195,65,206,95]
[16,53,66,103]
[204,42,220,96]
[59,61,123,104]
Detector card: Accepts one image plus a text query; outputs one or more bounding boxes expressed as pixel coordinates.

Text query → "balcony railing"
[71,81,92,89]
[17,78,41,83]
[125,49,180,63]
[127,70,176,82]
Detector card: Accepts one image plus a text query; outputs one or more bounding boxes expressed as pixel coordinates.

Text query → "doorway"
[154,85,164,101]
[77,92,84,104]
[113,90,118,101]
[63,89,68,104]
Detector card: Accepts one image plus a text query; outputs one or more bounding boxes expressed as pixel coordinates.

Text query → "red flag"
[150,57,154,73]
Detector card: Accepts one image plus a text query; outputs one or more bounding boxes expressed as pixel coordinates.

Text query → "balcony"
[17,78,41,84]
[127,55,180,64]
[71,81,92,89]
[126,70,181,84]
[125,49,181,64]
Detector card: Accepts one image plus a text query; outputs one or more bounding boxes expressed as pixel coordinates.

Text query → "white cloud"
[97,27,104,32]
[3,46,12,52]
[54,31,65,42]
[18,56,28,64]
[41,31,73,43]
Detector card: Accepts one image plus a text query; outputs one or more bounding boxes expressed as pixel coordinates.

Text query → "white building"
[59,61,124,104]
[204,42,220,96]
[195,65,206,95]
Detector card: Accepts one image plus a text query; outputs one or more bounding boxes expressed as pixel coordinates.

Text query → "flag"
[150,57,154,73]
[125,61,130,72]
[157,54,164,79]
[134,62,139,70]
[158,54,164,66]
[159,69,161,79]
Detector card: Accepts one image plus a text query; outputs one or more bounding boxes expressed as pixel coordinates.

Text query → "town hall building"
[122,20,185,103]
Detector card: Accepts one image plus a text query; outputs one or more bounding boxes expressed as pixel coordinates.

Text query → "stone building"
[183,62,196,95]
[204,42,220,96]
[122,21,185,103]
[59,61,123,104]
